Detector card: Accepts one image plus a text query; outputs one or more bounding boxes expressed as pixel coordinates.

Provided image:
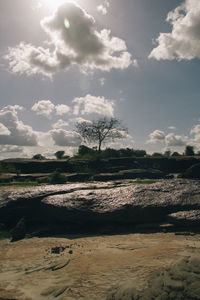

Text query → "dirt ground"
[0,232,200,300]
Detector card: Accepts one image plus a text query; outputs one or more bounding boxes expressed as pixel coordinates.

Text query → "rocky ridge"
[0,179,200,233]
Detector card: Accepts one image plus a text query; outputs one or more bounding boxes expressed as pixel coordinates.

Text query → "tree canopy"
[75,117,127,152]
[185,145,195,156]
[54,150,65,159]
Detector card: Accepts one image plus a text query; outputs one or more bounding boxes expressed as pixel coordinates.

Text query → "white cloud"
[0,106,38,146]
[165,133,188,147]
[32,100,55,117]
[147,130,165,143]
[5,2,134,77]
[190,124,200,136]
[4,105,24,112]
[97,1,110,15]
[52,119,69,129]
[32,100,70,117]
[149,0,200,61]
[168,126,176,130]
[97,5,108,16]
[147,129,188,147]
[0,145,24,153]
[107,134,134,149]
[55,104,70,115]
[132,59,139,67]
[190,124,200,145]
[73,94,115,117]
[73,117,92,124]
[99,77,106,86]
[0,123,11,135]
[5,43,59,78]
[50,129,82,146]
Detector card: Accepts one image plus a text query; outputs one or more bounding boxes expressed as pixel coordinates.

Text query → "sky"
[1,0,200,159]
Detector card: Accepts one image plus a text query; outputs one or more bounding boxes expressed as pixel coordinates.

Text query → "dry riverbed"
[0,232,200,300]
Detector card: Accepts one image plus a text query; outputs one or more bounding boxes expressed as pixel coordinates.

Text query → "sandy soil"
[0,232,200,300]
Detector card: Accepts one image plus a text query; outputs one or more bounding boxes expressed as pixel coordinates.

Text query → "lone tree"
[54,150,65,159]
[185,145,195,156]
[76,117,127,152]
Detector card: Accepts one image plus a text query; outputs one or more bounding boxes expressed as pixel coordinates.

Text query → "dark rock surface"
[0,179,200,231]
[167,209,200,226]
[93,169,166,181]
[107,254,200,300]
[179,162,200,179]
[2,156,200,174]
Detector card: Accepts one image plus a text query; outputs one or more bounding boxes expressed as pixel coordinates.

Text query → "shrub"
[152,152,163,157]
[49,170,67,184]
[32,154,46,160]
[54,150,65,159]
[171,151,181,156]
[184,145,195,156]
[78,145,96,156]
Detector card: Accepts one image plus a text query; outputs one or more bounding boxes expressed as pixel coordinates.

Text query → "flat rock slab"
[0,179,200,229]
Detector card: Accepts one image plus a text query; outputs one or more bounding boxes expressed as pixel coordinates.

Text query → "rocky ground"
[0,232,200,300]
[1,179,200,300]
[1,179,200,231]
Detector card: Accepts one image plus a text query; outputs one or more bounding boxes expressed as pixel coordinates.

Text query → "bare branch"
[75,117,127,151]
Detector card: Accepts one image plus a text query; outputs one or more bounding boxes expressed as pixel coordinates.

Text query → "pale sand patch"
[0,233,200,300]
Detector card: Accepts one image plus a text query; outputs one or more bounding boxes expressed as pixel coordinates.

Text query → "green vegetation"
[32,154,46,160]
[185,145,195,156]
[0,162,17,174]
[0,225,10,240]
[76,117,127,152]
[54,150,65,159]
[152,152,163,157]
[75,145,147,159]
[49,170,67,184]
[0,181,39,187]
[171,151,181,156]
[28,144,200,161]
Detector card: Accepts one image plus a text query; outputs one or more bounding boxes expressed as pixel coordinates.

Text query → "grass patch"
[0,229,10,240]
[0,181,39,187]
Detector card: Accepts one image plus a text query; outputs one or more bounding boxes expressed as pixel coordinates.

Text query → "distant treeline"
[31,144,198,160]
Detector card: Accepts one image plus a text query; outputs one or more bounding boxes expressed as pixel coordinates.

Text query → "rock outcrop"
[0,179,200,232]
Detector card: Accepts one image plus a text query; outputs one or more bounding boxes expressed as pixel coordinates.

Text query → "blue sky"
[0,0,200,158]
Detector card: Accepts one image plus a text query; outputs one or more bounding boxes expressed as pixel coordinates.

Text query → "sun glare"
[41,0,75,10]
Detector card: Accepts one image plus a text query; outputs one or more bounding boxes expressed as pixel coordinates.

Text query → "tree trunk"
[98,141,102,152]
